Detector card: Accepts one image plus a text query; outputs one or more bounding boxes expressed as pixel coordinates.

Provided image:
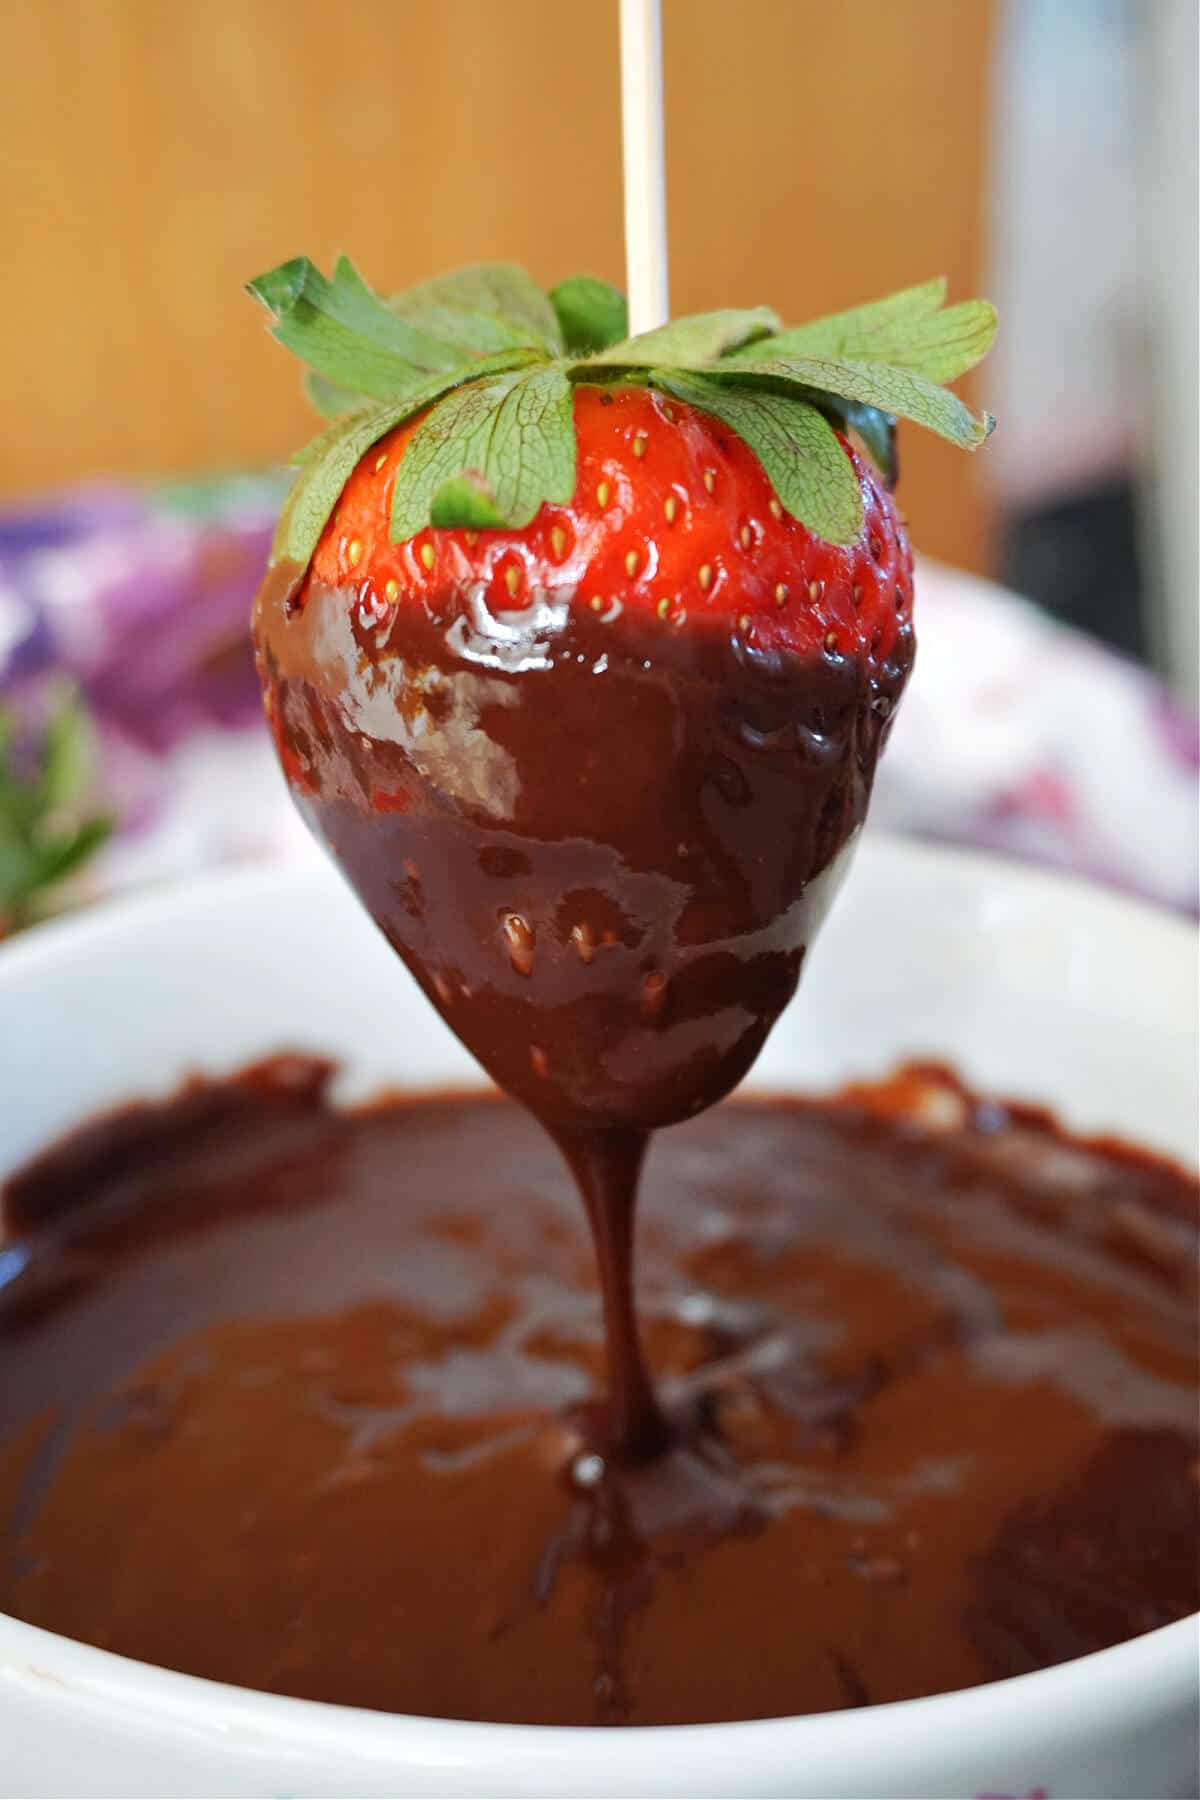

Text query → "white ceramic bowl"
[0,836,1196,1800]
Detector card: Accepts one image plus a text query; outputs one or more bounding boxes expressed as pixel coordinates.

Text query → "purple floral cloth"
[1,481,1196,914]
[873,561,1199,911]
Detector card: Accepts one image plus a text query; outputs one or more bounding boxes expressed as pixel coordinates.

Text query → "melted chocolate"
[253,567,911,1455]
[1,1061,1196,1726]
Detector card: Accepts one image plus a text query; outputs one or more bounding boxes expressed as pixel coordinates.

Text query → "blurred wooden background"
[1,0,995,571]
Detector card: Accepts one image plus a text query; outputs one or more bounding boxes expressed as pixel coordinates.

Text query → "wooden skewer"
[619,0,670,334]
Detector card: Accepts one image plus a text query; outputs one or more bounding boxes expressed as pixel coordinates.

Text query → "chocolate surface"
[2,1060,1195,1726]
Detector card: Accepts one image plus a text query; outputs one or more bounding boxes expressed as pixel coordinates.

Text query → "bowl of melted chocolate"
[0,840,1196,1799]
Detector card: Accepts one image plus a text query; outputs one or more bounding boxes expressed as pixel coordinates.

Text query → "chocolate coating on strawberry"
[256,386,911,1132]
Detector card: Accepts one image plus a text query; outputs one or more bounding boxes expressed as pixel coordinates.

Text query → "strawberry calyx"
[248,257,995,568]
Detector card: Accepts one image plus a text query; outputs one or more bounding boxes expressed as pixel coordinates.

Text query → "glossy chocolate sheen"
[254,563,913,1457]
[253,566,911,1135]
[1,1062,1196,1726]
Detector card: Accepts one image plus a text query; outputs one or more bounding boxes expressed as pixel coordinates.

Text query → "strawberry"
[250,259,995,1137]
[307,384,911,670]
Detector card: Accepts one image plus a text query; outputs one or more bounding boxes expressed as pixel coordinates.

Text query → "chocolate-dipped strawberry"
[250,258,994,1457]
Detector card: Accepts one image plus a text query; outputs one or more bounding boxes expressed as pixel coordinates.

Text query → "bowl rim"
[0,836,1196,1768]
[0,1603,1194,1763]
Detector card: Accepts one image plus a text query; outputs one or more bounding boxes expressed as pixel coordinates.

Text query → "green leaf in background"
[649,371,864,545]
[271,349,543,565]
[0,713,34,841]
[39,689,91,812]
[548,276,629,355]
[389,262,563,355]
[0,690,112,934]
[724,353,994,449]
[588,306,782,368]
[391,364,575,538]
[728,279,997,385]
[23,817,112,893]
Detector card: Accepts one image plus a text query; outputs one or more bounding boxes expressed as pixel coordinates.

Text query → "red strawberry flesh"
[309,387,912,663]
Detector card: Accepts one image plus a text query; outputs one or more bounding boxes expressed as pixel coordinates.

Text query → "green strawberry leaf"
[650,371,864,545]
[327,254,424,340]
[728,279,997,385]
[270,349,542,565]
[388,262,562,355]
[272,407,399,563]
[549,276,629,354]
[248,255,466,402]
[251,255,997,552]
[867,298,997,383]
[303,370,361,420]
[722,353,994,450]
[388,301,547,359]
[247,258,309,314]
[729,277,946,358]
[429,472,508,530]
[587,306,782,368]
[391,364,575,540]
